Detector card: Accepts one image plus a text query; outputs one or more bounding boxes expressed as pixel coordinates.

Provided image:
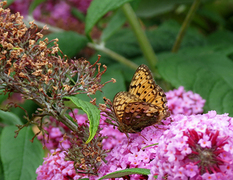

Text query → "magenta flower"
[99,113,126,150]
[36,149,88,180]
[166,86,205,115]
[149,111,233,180]
[36,87,208,178]
[9,0,32,16]
[97,119,172,179]
[33,0,92,25]
[38,109,88,150]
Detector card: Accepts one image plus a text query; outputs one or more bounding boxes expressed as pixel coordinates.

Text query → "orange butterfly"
[112,64,169,133]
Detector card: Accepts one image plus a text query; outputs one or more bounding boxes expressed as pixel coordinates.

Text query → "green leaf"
[0,90,8,105]
[146,20,206,53]
[105,21,205,58]
[197,8,225,26]
[94,69,126,104]
[45,31,88,57]
[135,0,197,18]
[142,143,158,150]
[1,126,44,180]
[101,9,126,41]
[3,0,15,7]
[85,0,133,35]
[10,100,38,124]
[0,110,23,125]
[68,68,127,105]
[105,28,141,58]
[71,7,86,22]
[64,97,100,143]
[99,168,150,179]
[207,30,233,46]
[158,46,233,116]
[28,0,46,14]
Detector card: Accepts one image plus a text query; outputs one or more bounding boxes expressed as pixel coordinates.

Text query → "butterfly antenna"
[138,132,148,141]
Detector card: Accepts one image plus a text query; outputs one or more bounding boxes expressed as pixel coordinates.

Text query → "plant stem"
[121,3,159,78]
[87,42,138,70]
[58,114,78,132]
[172,0,201,52]
[25,16,64,32]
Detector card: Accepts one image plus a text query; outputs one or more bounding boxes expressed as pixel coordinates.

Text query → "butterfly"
[112,64,169,133]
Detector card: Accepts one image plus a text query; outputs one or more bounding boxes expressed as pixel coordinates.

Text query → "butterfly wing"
[113,91,162,133]
[112,65,170,134]
[122,101,160,132]
[129,64,169,119]
[113,91,142,124]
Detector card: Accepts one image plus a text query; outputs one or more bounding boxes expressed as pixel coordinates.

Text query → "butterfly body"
[113,65,169,133]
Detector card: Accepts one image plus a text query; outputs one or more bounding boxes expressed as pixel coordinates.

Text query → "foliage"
[1,0,233,179]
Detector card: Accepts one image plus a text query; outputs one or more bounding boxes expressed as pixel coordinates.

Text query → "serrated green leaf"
[0,110,22,125]
[45,31,88,57]
[99,168,150,179]
[158,48,233,116]
[1,126,44,180]
[85,0,133,35]
[64,97,100,143]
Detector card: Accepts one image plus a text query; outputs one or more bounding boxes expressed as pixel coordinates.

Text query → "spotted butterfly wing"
[113,92,160,133]
[129,64,169,121]
[113,91,142,125]
[112,64,169,134]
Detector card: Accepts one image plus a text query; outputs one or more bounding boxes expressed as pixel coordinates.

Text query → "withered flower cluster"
[66,125,107,175]
[0,1,112,176]
[0,1,112,132]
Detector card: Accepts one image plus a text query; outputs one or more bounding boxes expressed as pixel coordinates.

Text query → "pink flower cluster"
[38,109,88,150]
[36,149,88,180]
[34,0,91,24]
[97,120,172,180]
[37,117,71,150]
[166,86,205,115]
[36,87,208,179]
[99,114,126,150]
[8,0,33,16]
[38,109,126,151]
[70,110,126,150]
[9,0,92,25]
[149,111,233,180]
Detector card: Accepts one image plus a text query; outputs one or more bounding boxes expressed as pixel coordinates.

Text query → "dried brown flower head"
[65,125,107,176]
[0,2,112,133]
